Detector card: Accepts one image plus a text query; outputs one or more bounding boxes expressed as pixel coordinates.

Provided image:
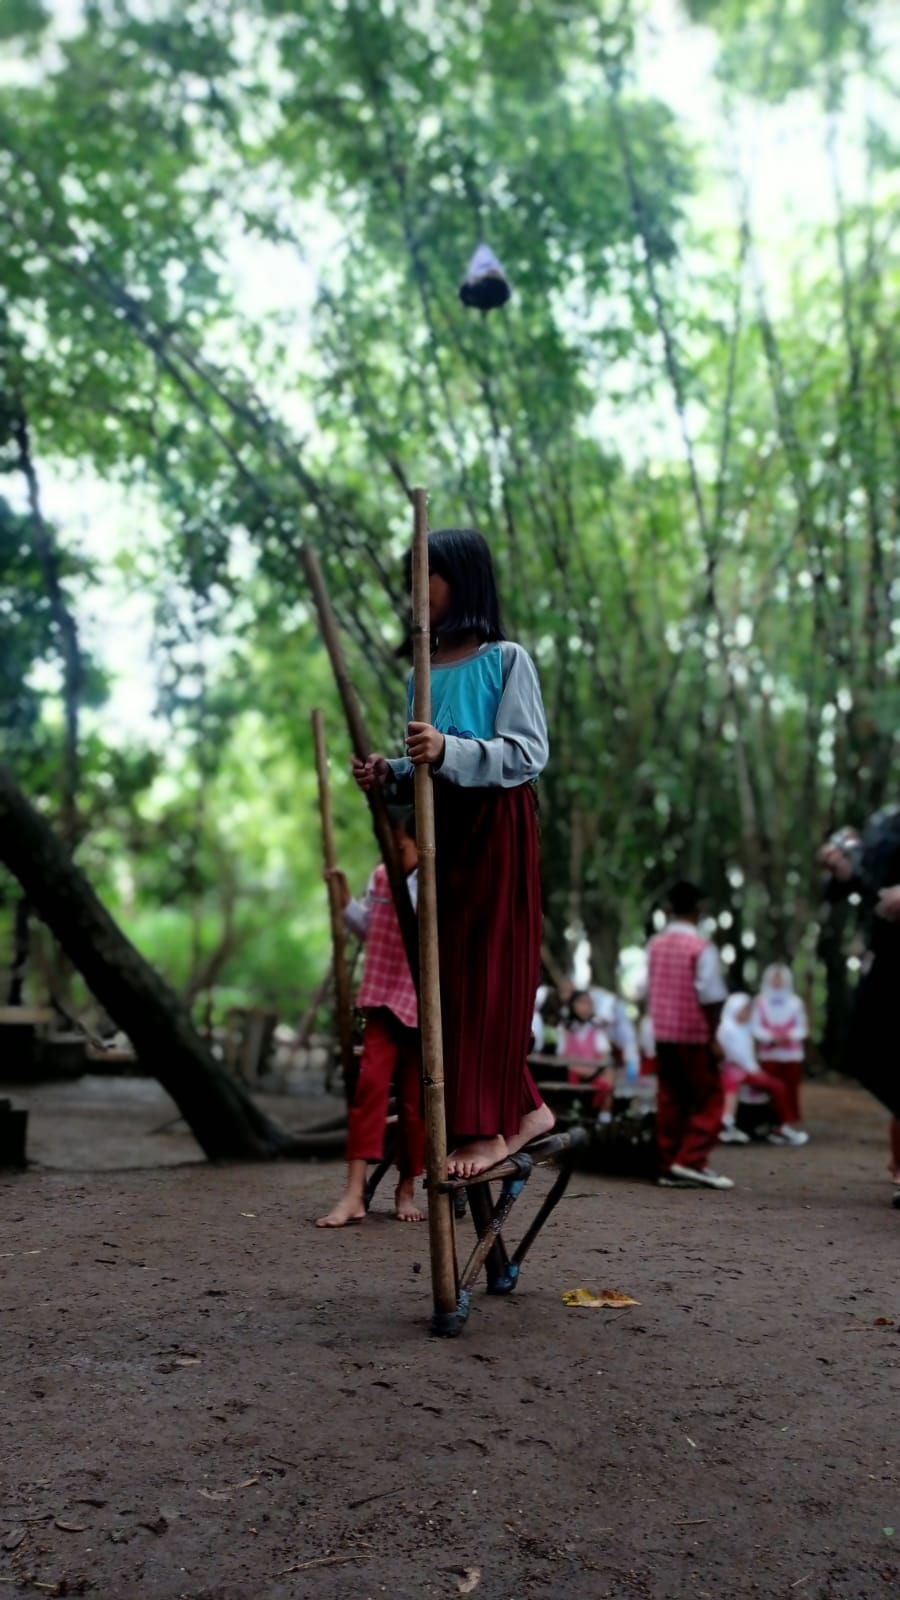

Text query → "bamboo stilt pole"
[311,709,356,1103]
[299,545,419,984]
[410,487,458,1327]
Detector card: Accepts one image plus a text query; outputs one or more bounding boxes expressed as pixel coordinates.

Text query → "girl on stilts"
[354,527,554,1177]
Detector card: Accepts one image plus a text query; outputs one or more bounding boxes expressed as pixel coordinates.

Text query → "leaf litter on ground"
[562,1287,639,1308]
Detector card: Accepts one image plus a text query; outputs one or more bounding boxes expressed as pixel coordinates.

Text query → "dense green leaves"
[0,0,897,1033]
[683,0,873,100]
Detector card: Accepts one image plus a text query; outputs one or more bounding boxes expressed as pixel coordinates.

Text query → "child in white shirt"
[717,994,808,1148]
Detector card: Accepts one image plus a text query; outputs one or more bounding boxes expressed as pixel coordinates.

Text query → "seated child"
[557,989,614,1113]
[717,993,809,1148]
[316,810,426,1227]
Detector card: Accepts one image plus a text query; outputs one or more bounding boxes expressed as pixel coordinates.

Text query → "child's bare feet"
[315,1193,366,1228]
[394,1179,424,1222]
[447,1136,507,1179]
[507,1101,556,1156]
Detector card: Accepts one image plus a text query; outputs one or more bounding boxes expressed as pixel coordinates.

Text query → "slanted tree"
[0,763,322,1160]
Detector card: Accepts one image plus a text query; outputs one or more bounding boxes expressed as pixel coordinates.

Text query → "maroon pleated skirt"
[433,782,543,1142]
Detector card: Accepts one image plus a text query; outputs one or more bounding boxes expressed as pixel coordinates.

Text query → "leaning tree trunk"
[585,900,622,991]
[0,764,303,1160]
[7,896,30,1006]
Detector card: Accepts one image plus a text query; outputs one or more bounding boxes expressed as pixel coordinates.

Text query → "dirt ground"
[1,1078,899,1600]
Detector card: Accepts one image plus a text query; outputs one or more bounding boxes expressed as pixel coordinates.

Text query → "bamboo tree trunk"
[0,763,296,1160]
[7,896,30,1006]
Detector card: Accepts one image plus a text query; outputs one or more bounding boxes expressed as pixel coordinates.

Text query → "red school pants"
[655,1041,724,1174]
[758,1058,803,1125]
[346,1010,426,1179]
[566,1067,614,1113]
[723,1063,794,1127]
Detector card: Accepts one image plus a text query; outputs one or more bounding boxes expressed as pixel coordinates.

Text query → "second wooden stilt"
[311,708,357,1102]
[299,545,418,982]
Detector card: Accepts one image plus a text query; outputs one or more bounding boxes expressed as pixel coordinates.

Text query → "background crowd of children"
[532,883,810,1192]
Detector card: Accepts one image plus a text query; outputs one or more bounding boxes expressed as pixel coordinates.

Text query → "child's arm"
[878,884,900,921]
[750,999,774,1048]
[610,999,638,1067]
[338,870,376,941]
[351,755,395,790]
[350,752,415,800]
[696,943,727,1045]
[410,643,549,787]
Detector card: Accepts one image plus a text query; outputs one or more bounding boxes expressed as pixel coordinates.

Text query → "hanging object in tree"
[459,242,511,311]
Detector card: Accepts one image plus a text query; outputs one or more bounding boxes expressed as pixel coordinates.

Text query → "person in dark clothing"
[821,806,900,1206]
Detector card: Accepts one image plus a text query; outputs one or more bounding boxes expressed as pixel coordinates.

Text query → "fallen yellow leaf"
[562,1287,639,1308]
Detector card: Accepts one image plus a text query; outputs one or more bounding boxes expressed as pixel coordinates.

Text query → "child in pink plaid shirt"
[648,880,731,1190]
[317,811,426,1229]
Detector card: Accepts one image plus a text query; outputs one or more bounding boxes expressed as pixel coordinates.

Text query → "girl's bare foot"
[394,1179,425,1222]
[447,1135,507,1179]
[315,1193,366,1228]
[507,1102,556,1156]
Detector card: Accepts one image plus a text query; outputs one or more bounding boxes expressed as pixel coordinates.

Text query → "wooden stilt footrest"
[435,1128,587,1192]
[429,1127,589,1336]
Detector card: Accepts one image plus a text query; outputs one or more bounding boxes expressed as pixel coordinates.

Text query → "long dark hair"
[568,990,596,1022]
[403,527,506,643]
[386,804,416,842]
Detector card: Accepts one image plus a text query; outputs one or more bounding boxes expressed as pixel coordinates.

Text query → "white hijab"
[758,964,803,1022]
[717,993,757,1074]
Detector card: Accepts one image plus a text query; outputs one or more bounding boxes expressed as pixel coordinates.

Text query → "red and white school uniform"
[557,1020,614,1109]
[647,921,727,1174]
[718,994,794,1129]
[590,988,639,1066]
[391,640,549,1143]
[751,966,807,1126]
[343,864,425,1178]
